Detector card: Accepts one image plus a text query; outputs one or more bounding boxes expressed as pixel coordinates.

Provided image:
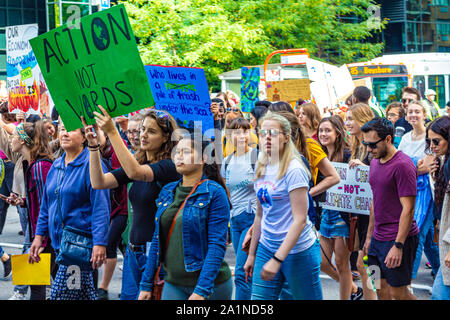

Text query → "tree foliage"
[121,0,387,91]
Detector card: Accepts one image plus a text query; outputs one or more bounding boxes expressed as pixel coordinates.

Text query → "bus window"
[372,77,408,109]
[428,75,446,108]
[413,76,425,98]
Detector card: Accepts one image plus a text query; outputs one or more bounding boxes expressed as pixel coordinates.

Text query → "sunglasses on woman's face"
[426,138,442,146]
[226,107,240,113]
[361,138,384,149]
[259,129,281,137]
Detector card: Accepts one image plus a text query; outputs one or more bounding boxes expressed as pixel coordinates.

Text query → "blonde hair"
[256,112,310,181]
[348,103,374,160]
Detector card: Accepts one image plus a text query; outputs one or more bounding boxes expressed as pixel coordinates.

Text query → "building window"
[428,75,446,108]
[0,0,47,80]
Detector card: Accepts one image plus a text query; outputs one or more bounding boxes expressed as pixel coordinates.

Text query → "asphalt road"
[0,206,435,300]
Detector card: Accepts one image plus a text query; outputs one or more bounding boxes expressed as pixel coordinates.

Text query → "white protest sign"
[320,162,373,215]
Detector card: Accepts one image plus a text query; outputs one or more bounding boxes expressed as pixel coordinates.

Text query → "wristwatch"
[394,242,404,249]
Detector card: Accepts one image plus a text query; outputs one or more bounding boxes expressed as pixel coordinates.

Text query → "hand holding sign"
[93,105,117,136]
[81,116,99,146]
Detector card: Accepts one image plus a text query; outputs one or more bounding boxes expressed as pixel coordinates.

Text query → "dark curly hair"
[426,116,450,210]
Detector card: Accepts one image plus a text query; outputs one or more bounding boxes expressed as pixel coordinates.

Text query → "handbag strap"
[153,179,207,287]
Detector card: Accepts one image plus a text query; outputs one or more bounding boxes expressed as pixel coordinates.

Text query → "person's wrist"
[272,254,284,264]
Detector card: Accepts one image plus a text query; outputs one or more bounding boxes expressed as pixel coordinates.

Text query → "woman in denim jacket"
[138,134,232,300]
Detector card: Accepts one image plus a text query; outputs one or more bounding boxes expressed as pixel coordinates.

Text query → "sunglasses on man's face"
[401,98,414,104]
[362,138,384,149]
[426,138,442,146]
[259,129,281,138]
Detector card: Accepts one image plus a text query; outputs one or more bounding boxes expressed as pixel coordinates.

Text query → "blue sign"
[145,65,213,133]
[100,0,110,10]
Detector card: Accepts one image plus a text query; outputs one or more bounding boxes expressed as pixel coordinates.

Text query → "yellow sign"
[11,253,51,286]
[266,79,311,103]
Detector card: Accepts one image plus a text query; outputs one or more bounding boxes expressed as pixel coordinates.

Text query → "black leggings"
[106,215,128,259]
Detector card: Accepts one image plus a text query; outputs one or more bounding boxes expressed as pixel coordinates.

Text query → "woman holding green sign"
[85,105,181,300]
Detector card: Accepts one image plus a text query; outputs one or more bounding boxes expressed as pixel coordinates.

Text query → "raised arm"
[82,118,119,190]
[94,105,155,182]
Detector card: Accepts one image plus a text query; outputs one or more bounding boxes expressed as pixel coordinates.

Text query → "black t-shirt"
[111,159,181,245]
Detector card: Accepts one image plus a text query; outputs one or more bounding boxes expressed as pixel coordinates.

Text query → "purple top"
[23,159,53,246]
[369,151,420,241]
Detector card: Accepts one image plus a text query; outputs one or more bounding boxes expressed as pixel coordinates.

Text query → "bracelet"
[272,254,283,264]
[88,144,100,150]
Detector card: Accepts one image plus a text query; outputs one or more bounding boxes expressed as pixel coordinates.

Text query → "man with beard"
[361,117,419,300]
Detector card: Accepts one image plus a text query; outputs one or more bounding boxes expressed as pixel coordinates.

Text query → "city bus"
[347,53,450,110]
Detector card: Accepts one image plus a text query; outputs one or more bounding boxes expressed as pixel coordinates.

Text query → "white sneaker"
[8,291,27,300]
[119,264,123,271]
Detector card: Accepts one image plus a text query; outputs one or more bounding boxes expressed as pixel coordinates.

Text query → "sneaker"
[98,288,109,300]
[8,291,26,300]
[425,262,432,269]
[350,287,363,300]
[119,264,123,271]
[2,256,11,278]
[18,231,24,236]
[407,285,414,295]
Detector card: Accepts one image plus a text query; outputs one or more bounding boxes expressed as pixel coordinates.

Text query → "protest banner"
[6,24,44,115]
[320,162,372,215]
[145,65,213,133]
[266,79,311,103]
[240,67,259,112]
[29,4,154,132]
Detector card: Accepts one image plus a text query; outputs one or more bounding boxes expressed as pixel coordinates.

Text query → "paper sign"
[11,253,51,285]
[320,162,373,215]
[240,67,260,112]
[145,65,213,133]
[6,24,42,115]
[266,79,311,103]
[29,4,154,132]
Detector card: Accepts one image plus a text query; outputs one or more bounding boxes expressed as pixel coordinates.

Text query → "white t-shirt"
[254,158,316,254]
[398,131,426,160]
[221,149,257,218]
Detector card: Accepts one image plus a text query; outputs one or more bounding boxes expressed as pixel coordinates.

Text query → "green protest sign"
[29,4,154,132]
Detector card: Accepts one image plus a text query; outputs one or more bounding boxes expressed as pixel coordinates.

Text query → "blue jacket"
[35,147,111,250]
[139,178,230,298]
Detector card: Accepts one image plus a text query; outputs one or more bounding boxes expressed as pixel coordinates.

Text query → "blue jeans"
[412,211,440,279]
[120,245,148,300]
[0,245,4,257]
[162,278,233,300]
[230,210,255,300]
[17,206,29,235]
[431,268,450,300]
[252,240,323,300]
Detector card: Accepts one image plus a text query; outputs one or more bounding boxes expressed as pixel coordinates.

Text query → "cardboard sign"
[6,24,43,115]
[320,162,373,215]
[11,254,51,285]
[240,67,260,112]
[145,65,213,133]
[266,79,311,103]
[29,4,154,132]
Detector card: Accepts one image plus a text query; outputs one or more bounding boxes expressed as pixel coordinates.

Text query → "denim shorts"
[319,209,349,239]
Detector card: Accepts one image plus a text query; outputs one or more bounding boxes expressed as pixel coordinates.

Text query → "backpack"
[298,155,320,228]
[223,148,259,174]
